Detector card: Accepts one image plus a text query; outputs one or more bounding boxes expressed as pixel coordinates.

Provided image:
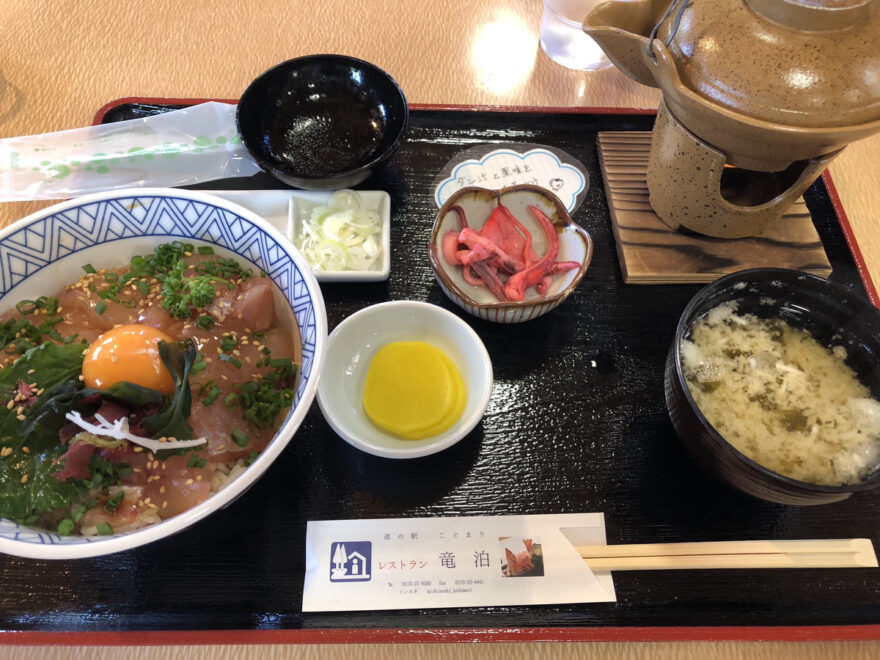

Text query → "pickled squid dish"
[440,195,580,302]
[0,242,300,536]
[681,302,880,486]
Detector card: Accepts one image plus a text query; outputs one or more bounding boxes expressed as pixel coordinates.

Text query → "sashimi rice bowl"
[0,188,327,559]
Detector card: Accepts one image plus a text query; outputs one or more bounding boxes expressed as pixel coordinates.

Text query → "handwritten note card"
[432,144,589,213]
[302,513,615,612]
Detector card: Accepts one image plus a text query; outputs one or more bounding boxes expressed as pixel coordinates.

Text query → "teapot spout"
[584,0,673,88]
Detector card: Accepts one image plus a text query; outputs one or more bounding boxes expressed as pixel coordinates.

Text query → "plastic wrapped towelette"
[0,102,261,201]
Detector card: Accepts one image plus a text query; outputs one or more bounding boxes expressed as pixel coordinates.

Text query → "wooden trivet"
[596,131,832,284]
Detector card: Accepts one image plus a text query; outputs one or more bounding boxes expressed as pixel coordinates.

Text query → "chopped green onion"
[96,522,114,536]
[203,385,221,405]
[82,264,96,274]
[197,246,215,255]
[220,336,238,352]
[219,354,242,368]
[69,503,86,523]
[186,454,207,469]
[103,491,125,513]
[137,280,151,295]
[57,518,75,536]
[244,451,259,467]
[94,300,107,315]
[15,300,37,315]
[196,315,215,330]
[224,392,238,408]
[231,430,250,447]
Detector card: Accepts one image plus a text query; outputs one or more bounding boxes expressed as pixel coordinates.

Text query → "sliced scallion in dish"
[297,190,382,272]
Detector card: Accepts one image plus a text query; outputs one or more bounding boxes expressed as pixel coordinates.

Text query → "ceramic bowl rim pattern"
[316,300,493,459]
[235,54,409,189]
[665,267,880,505]
[428,185,594,323]
[0,187,328,558]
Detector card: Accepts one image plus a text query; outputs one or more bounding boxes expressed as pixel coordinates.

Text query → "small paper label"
[432,144,589,213]
[302,513,615,612]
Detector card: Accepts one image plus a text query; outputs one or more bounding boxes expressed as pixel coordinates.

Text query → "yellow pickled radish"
[363,341,466,440]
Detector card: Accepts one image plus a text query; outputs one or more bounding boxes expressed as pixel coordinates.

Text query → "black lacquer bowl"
[236,54,408,190]
[665,268,880,505]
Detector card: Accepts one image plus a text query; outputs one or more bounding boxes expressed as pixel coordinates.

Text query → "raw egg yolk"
[362,341,466,440]
[82,324,175,394]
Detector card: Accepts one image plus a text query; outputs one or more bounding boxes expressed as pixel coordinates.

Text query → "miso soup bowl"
[665,268,880,505]
[0,188,327,558]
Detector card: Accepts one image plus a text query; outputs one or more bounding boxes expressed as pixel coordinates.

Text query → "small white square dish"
[206,189,391,282]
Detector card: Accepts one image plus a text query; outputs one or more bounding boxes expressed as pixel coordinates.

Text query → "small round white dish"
[317,301,493,459]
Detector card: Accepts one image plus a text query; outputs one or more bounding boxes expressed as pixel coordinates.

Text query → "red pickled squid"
[440,195,579,302]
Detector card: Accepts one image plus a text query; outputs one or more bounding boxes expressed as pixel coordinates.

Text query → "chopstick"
[576,539,878,571]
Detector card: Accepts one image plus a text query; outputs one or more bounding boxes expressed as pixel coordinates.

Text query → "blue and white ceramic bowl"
[0,188,327,559]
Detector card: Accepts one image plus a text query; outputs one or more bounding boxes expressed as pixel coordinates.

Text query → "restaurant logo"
[329,541,372,582]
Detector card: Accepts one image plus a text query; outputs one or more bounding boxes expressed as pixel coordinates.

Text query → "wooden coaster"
[596,131,832,284]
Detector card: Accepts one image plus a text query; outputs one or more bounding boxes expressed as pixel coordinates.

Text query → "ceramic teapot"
[585,0,880,238]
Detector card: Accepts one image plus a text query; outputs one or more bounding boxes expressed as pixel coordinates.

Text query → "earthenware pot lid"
[654,0,880,128]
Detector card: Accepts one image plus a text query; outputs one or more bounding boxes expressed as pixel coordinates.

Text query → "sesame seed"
[27,369,35,375]
[159,486,166,494]
[16,414,25,421]
[20,474,28,484]
[133,446,144,453]
[6,400,14,410]
[21,446,30,454]
[162,501,168,509]
[185,479,194,485]
[1,447,12,457]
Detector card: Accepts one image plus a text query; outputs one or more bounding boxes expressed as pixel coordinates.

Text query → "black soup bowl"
[665,268,880,505]
[236,54,409,190]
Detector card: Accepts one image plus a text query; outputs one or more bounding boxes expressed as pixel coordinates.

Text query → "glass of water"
[540,0,611,71]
